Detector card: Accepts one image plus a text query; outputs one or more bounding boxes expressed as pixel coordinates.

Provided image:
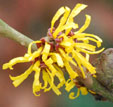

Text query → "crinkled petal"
[72,50,86,78]
[32,67,41,96]
[65,79,75,92]
[3,55,29,70]
[59,48,77,66]
[53,7,71,37]
[45,70,61,95]
[43,69,54,92]
[45,58,57,75]
[9,65,33,87]
[51,7,65,33]
[64,60,78,79]
[54,64,65,88]
[73,50,96,75]
[28,41,41,55]
[50,53,64,67]
[58,7,71,27]
[77,37,102,47]
[51,84,62,95]
[41,69,48,89]
[75,43,96,52]
[42,42,51,61]
[73,33,103,42]
[29,47,43,61]
[75,15,91,34]
[69,89,80,99]
[33,60,40,70]
[78,47,105,54]
[54,22,78,37]
[65,3,87,35]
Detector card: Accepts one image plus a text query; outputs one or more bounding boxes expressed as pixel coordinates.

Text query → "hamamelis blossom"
[3,3,104,99]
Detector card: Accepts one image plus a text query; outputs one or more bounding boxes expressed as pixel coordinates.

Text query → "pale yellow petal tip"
[12,82,19,87]
[100,48,105,52]
[9,75,14,80]
[3,63,13,70]
[9,75,20,87]
[33,84,41,96]
[2,64,8,70]
[85,14,91,19]
[65,6,70,11]
[33,91,41,96]
[97,42,101,47]
[56,91,62,96]
[77,3,88,8]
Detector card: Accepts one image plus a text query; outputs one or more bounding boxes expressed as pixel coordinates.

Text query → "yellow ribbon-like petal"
[41,69,48,89]
[75,43,96,52]
[10,65,33,87]
[78,47,105,54]
[73,33,103,42]
[86,53,89,61]
[65,79,75,92]
[77,37,102,47]
[32,61,41,96]
[54,64,65,88]
[45,58,57,76]
[59,48,77,66]
[43,68,54,92]
[65,3,87,35]
[75,15,91,34]
[50,53,64,67]
[3,55,30,70]
[64,60,78,79]
[28,41,41,55]
[42,42,51,61]
[32,69,41,96]
[53,7,71,38]
[29,47,43,61]
[44,69,61,95]
[51,7,65,33]
[72,50,96,76]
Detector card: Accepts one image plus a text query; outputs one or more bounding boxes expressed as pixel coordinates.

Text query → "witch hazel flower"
[3,3,104,99]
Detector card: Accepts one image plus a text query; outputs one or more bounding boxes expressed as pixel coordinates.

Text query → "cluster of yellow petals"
[3,3,104,99]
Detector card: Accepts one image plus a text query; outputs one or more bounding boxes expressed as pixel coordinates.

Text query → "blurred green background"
[0,0,113,107]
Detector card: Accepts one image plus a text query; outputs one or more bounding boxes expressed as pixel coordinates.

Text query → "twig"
[0,19,37,51]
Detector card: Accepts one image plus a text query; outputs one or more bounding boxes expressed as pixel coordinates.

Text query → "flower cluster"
[3,3,104,99]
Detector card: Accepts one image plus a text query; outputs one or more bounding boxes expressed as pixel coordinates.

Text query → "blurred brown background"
[0,0,113,107]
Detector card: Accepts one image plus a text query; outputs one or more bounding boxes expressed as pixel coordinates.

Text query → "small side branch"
[0,19,37,51]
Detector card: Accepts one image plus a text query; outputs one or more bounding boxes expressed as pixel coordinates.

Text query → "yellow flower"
[3,41,66,96]
[3,3,104,99]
